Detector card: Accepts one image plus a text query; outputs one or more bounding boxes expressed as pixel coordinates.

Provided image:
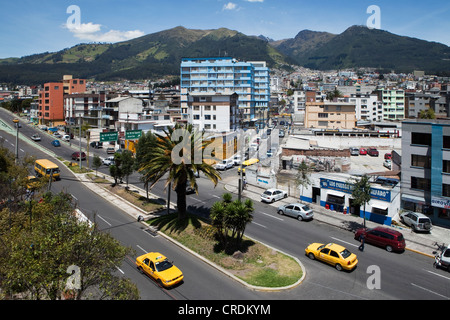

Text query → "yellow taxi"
[305,242,358,271]
[136,252,184,287]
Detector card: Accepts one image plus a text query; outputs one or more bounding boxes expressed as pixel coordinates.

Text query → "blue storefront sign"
[320,178,391,202]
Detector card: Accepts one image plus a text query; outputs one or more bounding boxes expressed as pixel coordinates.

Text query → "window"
[411,132,431,146]
[193,115,200,120]
[444,160,450,174]
[444,136,450,149]
[411,154,431,168]
[443,184,450,197]
[411,176,431,191]
[318,113,328,118]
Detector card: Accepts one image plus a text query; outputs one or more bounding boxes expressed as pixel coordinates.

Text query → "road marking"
[192,197,206,204]
[137,245,147,253]
[252,222,267,228]
[411,283,450,300]
[116,266,124,274]
[425,269,450,281]
[260,211,283,221]
[97,215,111,226]
[212,195,221,199]
[330,237,359,248]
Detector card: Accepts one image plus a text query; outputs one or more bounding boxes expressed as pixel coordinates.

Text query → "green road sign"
[125,129,142,140]
[100,131,118,142]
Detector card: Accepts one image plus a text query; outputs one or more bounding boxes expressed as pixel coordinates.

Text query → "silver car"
[277,203,314,221]
[400,211,432,232]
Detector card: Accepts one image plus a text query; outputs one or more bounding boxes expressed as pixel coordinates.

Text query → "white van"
[62,135,71,142]
[215,158,234,170]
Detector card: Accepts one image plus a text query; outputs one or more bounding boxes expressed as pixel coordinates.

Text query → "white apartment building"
[186,92,239,133]
[346,93,382,122]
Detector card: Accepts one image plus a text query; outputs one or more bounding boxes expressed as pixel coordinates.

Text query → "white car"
[102,156,115,166]
[31,134,41,141]
[215,159,234,170]
[232,155,241,166]
[261,189,288,203]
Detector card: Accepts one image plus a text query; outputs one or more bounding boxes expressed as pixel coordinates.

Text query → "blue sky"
[1,0,450,58]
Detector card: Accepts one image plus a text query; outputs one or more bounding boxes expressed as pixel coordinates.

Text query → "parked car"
[135,252,184,288]
[232,155,241,166]
[260,188,287,203]
[31,134,41,141]
[383,159,392,169]
[277,203,314,221]
[106,147,116,154]
[71,151,86,161]
[349,147,359,156]
[102,156,115,166]
[384,153,392,160]
[305,242,358,271]
[354,227,406,252]
[279,130,285,138]
[400,211,433,232]
[368,147,379,157]
[62,134,71,142]
[359,148,367,155]
[51,140,61,147]
[215,159,234,170]
[53,132,62,138]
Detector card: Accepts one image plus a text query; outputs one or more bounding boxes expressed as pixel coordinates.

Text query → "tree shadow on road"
[148,212,202,234]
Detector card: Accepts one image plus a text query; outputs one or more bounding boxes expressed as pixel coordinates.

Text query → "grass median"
[148,213,303,289]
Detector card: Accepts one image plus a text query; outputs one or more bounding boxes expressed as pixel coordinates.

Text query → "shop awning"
[401,194,426,203]
[371,202,388,211]
[326,190,346,198]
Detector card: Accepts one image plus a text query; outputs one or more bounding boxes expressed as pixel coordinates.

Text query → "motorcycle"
[433,242,450,271]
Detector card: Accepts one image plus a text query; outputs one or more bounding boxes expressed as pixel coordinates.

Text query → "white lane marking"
[260,211,284,221]
[97,215,111,226]
[137,245,147,253]
[252,222,267,229]
[330,237,359,248]
[116,266,124,274]
[411,283,450,300]
[425,269,450,281]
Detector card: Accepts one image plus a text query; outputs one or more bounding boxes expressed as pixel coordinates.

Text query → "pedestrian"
[359,234,365,252]
[243,178,247,190]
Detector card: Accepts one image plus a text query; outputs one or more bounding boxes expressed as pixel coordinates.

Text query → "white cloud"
[245,0,264,2]
[66,22,144,43]
[223,2,237,10]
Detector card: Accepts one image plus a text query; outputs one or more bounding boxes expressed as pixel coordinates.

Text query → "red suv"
[354,226,405,252]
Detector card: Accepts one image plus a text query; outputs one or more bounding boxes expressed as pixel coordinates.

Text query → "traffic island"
[148,213,305,290]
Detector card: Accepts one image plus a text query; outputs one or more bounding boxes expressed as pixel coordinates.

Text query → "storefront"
[302,173,400,226]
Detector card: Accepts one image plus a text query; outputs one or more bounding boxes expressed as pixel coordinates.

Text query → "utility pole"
[13,119,19,163]
[79,115,82,170]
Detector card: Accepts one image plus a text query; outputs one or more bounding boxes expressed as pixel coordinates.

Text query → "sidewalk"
[223,177,449,258]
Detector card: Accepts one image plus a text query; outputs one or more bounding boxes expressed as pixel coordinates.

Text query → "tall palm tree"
[138,123,221,220]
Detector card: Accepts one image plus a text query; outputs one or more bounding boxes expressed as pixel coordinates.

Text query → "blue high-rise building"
[180,57,270,127]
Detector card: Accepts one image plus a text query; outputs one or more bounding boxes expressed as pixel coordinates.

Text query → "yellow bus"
[237,158,259,175]
[34,159,60,181]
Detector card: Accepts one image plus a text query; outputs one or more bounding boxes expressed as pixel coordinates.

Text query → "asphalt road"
[1,110,450,301]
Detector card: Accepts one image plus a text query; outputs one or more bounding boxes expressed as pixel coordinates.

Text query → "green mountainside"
[271,25,450,74]
[1,25,449,85]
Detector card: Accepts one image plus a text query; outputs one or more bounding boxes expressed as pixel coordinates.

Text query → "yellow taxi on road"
[305,243,358,271]
[136,252,184,287]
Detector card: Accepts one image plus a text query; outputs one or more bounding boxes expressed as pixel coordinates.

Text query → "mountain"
[0,26,294,85]
[270,25,450,74]
[1,25,450,85]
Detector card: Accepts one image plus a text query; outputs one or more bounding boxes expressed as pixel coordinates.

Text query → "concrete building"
[401,119,450,227]
[378,88,405,120]
[38,75,86,126]
[180,57,270,126]
[185,92,239,133]
[304,101,357,130]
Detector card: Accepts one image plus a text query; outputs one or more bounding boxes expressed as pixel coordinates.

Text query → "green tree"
[119,150,135,187]
[350,175,372,228]
[92,154,102,176]
[295,160,312,202]
[0,190,139,300]
[418,108,436,119]
[138,123,221,220]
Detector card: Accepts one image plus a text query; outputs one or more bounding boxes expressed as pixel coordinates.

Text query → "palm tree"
[138,123,221,220]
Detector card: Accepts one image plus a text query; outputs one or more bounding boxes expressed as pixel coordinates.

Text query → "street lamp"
[12,119,19,163]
